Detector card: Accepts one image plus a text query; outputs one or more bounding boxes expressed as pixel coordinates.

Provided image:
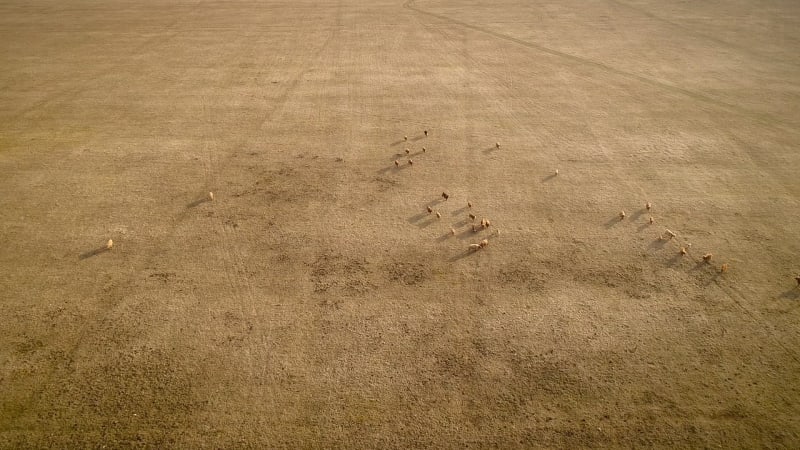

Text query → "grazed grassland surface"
[1,0,799,447]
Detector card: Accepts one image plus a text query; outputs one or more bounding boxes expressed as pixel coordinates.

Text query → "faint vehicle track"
[402,0,800,137]
[403,0,800,365]
[607,0,800,70]
[7,0,345,427]
[2,0,209,123]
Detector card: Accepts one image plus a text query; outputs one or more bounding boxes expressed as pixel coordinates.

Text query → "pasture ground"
[1,0,799,447]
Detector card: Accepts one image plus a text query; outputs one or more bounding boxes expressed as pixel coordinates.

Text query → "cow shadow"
[604,216,623,229]
[79,246,111,260]
[449,248,479,262]
[187,196,212,208]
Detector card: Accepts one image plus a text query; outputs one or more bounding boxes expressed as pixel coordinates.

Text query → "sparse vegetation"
[3,1,795,447]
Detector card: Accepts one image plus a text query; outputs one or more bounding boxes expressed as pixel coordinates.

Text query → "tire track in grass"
[188,5,345,428]
[8,3,343,431]
[197,0,347,434]
[400,5,535,415]
[411,17,556,166]
[408,4,800,327]
[2,0,208,124]
[216,219,259,387]
[607,0,800,70]
[403,0,800,137]
[410,4,646,230]
[404,0,800,365]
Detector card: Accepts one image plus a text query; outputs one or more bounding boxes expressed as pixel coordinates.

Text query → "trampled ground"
[1,0,799,447]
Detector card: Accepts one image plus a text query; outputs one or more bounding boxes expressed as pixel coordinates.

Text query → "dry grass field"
[2,0,800,447]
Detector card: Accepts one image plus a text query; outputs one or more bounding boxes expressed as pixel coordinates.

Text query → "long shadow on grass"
[418,218,439,228]
[187,196,212,208]
[450,206,468,216]
[637,222,654,232]
[449,248,480,262]
[436,231,455,242]
[690,260,714,273]
[456,227,483,241]
[779,287,800,301]
[649,234,674,249]
[604,216,624,229]
[630,208,647,222]
[408,211,429,224]
[79,246,111,260]
[377,164,408,175]
[665,252,687,267]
